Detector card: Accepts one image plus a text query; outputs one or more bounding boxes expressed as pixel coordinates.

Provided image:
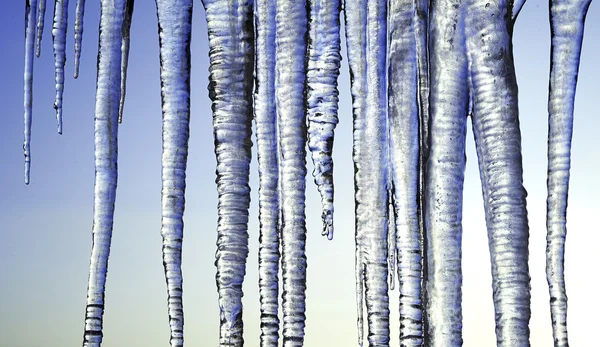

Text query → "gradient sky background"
[0,2,598,347]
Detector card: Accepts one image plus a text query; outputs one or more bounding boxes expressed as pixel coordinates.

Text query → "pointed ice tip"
[74,69,79,79]
[24,163,30,185]
[322,220,333,240]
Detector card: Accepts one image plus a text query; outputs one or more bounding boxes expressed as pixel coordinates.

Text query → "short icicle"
[388,0,422,344]
[82,0,126,346]
[424,0,469,345]
[306,0,342,240]
[155,1,193,346]
[118,0,135,123]
[254,0,281,346]
[74,0,86,78]
[466,0,531,345]
[546,0,592,345]
[24,0,39,185]
[36,0,46,58]
[202,0,255,345]
[51,0,69,134]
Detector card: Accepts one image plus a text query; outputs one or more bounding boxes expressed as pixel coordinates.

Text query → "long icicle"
[424,0,469,345]
[118,0,134,124]
[388,0,422,344]
[51,0,69,134]
[156,1,193,346]
[74,0,86,78]
[254,0,281,346]
[466,0,531,345]
[306,0,342,240]
[202,1,255,345]
[24,0,39,185]
[275,0,309,345]
[82,1,126,346]
[36,0,46,58]
[546,0,592,345]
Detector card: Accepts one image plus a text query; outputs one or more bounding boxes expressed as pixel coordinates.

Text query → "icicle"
[74,0,86,78]
[387,191,396,291]
[546,0,592,345]
[202,0,255,346]
[306,0,341,240]
[388,0,422,344]
[155,1,193,346]
[275,0,310,345]
[82,1,125,346]
[466,0,531,345]
[254,0,281,346]
[51,0,69,134]
[344,0,390,345]
[424,0,469,345]
[36,0,46,58]
[24,0,39,185]
[118,0,134,124]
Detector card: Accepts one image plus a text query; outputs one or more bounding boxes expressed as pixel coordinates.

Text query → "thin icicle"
[306,0,342,240]
[36,0,46,58]
[51,0,69,134]
[24,0,39,185]
[82,1,125,346]
[424,0,469,345]
[74,0,86,78]
[387,191,396,291]
[546,0,592,345]
[345,0,390,345]
[156,1,193,346]
[388,0,422,344]
[202,1,254,346]
[118,0,134,123]
[254,0,280,346]
[466,0,531,345]
[275,0,309,345]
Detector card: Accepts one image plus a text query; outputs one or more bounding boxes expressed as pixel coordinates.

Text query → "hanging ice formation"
[82,1,126,346]
[306,0,342,240]
[156,1,193,346]
[36,0,46,58]
[74,0,86,78]
[118,0,135,123]
[52,0,69,134]
[254,0,281,346]
[24,0,39,185]
[202,0,255,345]
[546,0,592,345]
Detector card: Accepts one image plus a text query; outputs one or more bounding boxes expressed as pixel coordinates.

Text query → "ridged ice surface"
[36,0,46,58]
[425,0,468,344]
[74,0,86,78]
[156,1,193,346]
[345,0,390,345]
[306,0,341,240]
[202,0,255,345]
[118,0,134,123]
[388,0,422,344]
[254,0,281,346]
[82,1,125,346]
[24,0,39,185]
[275,1,309,345]
[546,0,592,345]
[51,0,69,134]
[466,0,531,345]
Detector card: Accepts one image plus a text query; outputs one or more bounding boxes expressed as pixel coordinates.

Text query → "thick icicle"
[36,0,46,58]
[155,1,193,346]
[306,0,342,240]
[424,0,469,345]
[51,0,69,134]
[74,0,86,78]
[466,0,531,345]
[24,0,39,185]
[254,0,281,346]
[118,0,134,123]
[202,1,254,345]
[344,0,390,345]
[388,0,422,344]
[546,0,592,345]
[82,1,125,346]
[275,0,309,345]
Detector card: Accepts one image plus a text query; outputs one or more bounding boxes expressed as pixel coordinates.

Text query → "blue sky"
[0,1,598,346]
